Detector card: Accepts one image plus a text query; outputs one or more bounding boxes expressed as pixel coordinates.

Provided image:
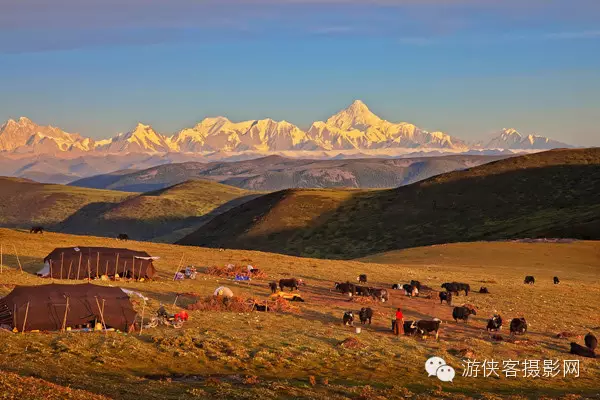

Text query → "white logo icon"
[425,357,446,377]
[436,365,456,382]
[425,357,455,382]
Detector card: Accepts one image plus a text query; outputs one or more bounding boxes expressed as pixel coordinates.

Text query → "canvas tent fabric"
[37,247,158,280]
[0,283,138,332]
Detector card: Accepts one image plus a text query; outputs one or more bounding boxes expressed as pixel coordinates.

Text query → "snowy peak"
[97,123,173,153]
[326,100,384,131]
[0,104,575,155]
[0,117,92,153]
[485,128,571,150]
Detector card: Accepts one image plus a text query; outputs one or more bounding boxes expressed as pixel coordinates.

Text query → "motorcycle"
[144,307,187,329]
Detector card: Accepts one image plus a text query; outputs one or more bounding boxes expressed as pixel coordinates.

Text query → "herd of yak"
[271,274,598,359]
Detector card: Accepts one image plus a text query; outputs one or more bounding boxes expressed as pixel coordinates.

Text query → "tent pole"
[21,302,30,334]
[115,253,120,278]
[13,245,23,273]
[50,260,53,281]
[139,302,145,336]
[132,255,135,280]
[13,304,16,329]
[173,253,185,281]
[94,297,107,333]
[96,252,100,278]
[87,259,91,281]
[77,253,82,280]
[105,260,109,277]
[60,252,64,280]
[61,297,70,332]
[67,261,73,280]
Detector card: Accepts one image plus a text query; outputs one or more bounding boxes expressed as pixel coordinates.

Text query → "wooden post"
[94,297,107,333]
[67,261,73,280]
[60,252,64,280]
[139,302,145,336]
[173,253,185,281]
[61,297,70,332]
[87,259,91,281]
[173,294,179,306]
[138,259,143,281]
[77,253,82,280]
[96,252,100,278]
[115,253,120,278]
[21,302,30,334]
[13,304,16,329]
[105,260,109,277]
[132,255,136,280]
[12,245,23,273]
[123,261,128,279]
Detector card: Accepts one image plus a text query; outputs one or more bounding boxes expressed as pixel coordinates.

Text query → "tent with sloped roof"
[0,283,137,332]
[37,247,158,280]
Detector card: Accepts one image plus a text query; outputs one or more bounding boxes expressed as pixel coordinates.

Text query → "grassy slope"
[178,148,600,258]
[0,229,599,399]
[58,179,259,242]
[0,177,132,226]
[0,177,258,242]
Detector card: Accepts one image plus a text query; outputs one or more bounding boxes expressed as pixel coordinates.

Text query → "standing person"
[394,307,405,335]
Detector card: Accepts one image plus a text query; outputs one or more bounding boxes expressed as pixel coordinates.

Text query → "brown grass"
[0,229,599,399]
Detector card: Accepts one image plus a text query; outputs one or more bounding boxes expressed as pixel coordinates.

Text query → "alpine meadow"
[1,1,600,399]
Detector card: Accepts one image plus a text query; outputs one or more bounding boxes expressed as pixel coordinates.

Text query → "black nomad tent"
[37,247,158,280]
[0,284,138,332]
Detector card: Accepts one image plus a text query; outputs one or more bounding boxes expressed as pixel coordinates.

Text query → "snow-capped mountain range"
[0,101,572,155]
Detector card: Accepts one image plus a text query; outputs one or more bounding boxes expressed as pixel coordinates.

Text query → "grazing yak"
[439,291,452,305]
[479,287,489,294]
[355,285,372,297]
[391,283,402,290]
[343,311,354,326]
[554,276,560,284]
[524,276,535,285]
[403,321,421,336]
[402,284,418,297]
[410,280,422,291]
[487,314,503,332]
[452,306,476,323]
[357,274,368,283]
[279,278,303,292]
[442,282,470,296]
[585,333,598,350]
[268,282,278,294]
[30,226,44,234]
[570,342,597,358]
[359,307,373,325]
[370,288,389,302]
[416,319,442,339]
[510,317,528,335]
[117,233,129,241]
[335,282,356,296]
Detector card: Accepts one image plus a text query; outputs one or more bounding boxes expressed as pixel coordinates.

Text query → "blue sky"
[1,0,599,145]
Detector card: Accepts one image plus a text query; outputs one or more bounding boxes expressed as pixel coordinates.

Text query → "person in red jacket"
[393,308,404,335]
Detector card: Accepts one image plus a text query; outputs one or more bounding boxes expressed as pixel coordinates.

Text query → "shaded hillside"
[0,177,259,242]
[70,154,509,192]
[178,148,600,258]
[58,179,259,242]
[0,177,131,227]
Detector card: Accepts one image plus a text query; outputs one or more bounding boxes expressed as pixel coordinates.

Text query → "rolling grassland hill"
[0,177,259,242]
[178,148,600,258]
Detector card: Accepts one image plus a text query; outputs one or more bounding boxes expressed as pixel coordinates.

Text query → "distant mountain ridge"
[0,101,573,155]
[69,154,511,192]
